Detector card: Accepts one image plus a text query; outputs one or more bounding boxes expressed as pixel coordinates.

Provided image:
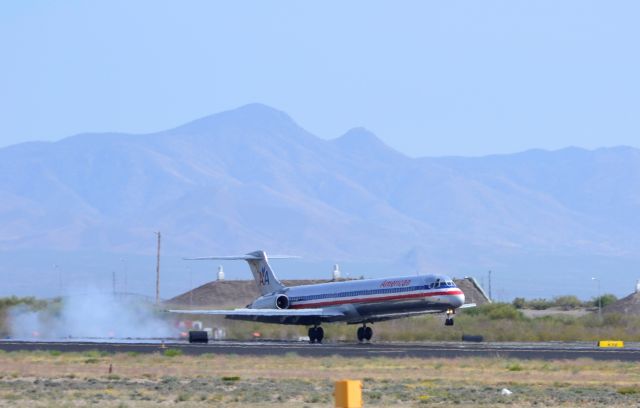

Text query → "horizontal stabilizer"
[184,250,296,296]
[459,303,477,309]
[184,255,299,261]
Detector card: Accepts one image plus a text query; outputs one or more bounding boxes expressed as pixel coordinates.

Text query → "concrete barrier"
[188,330,208,343]
[461,334,484,342]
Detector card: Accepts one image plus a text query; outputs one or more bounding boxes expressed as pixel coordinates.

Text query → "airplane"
[170,250,476,343]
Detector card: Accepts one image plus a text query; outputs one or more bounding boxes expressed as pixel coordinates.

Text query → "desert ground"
[0,350,639,407]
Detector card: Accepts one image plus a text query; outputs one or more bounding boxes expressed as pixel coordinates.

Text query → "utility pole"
[189,266,193,307]
[121,258,127,294]
[155,231,161,305]
[592,277,602,320]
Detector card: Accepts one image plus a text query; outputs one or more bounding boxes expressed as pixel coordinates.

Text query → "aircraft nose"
[451,292,465,308]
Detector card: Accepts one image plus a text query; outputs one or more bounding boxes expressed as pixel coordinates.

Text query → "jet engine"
[251,293,290,309]
[275,294,289,309]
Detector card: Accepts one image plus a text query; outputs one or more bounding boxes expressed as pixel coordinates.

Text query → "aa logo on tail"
[259,266,270,286]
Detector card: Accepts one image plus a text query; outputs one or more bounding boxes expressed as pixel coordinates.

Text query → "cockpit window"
[430,280,455,288]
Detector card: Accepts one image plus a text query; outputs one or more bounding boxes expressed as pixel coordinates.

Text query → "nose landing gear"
[357,324,373,342]
[308,326,324,343]
[445,308,455,326]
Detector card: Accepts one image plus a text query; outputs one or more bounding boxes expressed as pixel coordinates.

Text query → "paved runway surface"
[1,339,638,361]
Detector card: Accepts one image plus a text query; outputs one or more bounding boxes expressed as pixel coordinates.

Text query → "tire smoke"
[8,292,179,339]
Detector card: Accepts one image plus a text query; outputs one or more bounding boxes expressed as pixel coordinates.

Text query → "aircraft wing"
[169,308,343,317]
[362,303,478,323]
[363,309,444,323]
[168,308,344,324]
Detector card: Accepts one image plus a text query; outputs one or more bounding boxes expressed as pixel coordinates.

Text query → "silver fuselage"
[249,274,464,324]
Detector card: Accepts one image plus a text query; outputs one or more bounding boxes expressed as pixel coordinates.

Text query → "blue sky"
[1,1,638,156]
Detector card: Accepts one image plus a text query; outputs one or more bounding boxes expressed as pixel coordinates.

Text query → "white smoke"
[8,292,179,339]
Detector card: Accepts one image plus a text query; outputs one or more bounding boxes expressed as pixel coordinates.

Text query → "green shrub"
[527,298,553,310]
[552,295,583,310]
[593,294,618,308]
[163,349,183,357]
[84,350,108,358]
[466,303,525,320]
[512,297,526,309]
[175,393,190,402]
[618,386,640,395]
[0,296,60,314]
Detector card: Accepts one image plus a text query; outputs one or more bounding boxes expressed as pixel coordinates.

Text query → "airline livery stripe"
[289,284,457,303]
[290,290,463,309]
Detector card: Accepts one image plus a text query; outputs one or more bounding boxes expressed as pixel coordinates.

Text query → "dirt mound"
[603,291,640,314]
[166,277,490,308]
[165,279,330,308]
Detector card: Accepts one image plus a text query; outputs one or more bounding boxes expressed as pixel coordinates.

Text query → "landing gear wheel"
[357,327,365,342]
[364,326,373,341]
[308,326,324,343]
[445,308,455,326]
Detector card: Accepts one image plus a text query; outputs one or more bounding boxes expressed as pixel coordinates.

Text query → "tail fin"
[184,250,294,295]
[243,251,285,295]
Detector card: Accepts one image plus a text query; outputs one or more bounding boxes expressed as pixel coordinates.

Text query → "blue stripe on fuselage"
[288,284,458,303]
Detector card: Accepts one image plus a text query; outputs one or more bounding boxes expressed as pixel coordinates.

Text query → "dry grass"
[205,310,640,343]
[0,350,639,407]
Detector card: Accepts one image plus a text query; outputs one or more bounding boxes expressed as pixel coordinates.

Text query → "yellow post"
[334,380,362,408]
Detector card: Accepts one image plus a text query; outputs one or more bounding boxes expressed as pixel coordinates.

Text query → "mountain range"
[1,103,639,298]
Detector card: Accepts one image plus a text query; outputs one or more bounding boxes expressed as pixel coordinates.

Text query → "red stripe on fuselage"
[289,289,463,309]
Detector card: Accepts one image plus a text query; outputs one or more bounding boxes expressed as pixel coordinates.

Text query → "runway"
[1,339,638,361]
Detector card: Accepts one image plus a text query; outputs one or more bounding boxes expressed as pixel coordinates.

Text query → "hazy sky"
[1,1,638,157]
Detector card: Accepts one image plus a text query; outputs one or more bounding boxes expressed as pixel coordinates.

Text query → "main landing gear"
[357,324,373,342]
[445,308,455,326]
[308,326,324,343]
